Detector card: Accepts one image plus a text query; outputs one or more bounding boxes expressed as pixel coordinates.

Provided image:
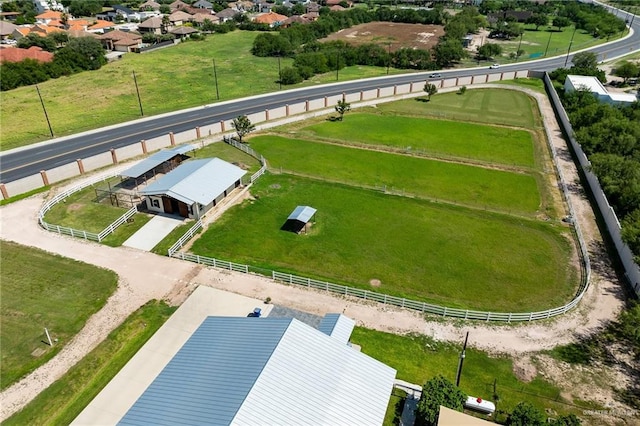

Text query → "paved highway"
[1,4,638,184]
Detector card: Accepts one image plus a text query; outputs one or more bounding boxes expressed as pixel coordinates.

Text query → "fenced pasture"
[295,112,536,168]
[190,174,576,312]
[193,141,263,175]
[249,136,542,216]
[376,89,540,129]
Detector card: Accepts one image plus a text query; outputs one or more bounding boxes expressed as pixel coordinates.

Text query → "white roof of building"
[318,313,355,345]
[566,74,608,96]
[608,92,638,102]
[119,316,396,426]
[287,205,316,223]
[139,158,246,205]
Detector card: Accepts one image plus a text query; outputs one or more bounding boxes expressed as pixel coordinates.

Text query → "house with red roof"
[254,11,288,27]
[0,45,54,63]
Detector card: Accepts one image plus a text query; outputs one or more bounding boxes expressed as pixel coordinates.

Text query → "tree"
[552,16,571,32]
[68,0,102,17]
[423,83,437,100]
[477,43,502,60]
[506,402,546,426]
[414,375,466,426]
[231,115,255,143]
[552,413,582,425]
[614,61,640,84]
[434,39,465,68]
[526,13,548,31]
[17,33,57,52]
[334,98,351,121]
[572,51,598,70]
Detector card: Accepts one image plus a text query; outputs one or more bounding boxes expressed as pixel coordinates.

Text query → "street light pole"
[335,50,340,81]
[35,84,54,138]
[132,70,144,116]
[386,43,391,75]
[213,58,220,100]
[277,55,282,90]
[564,27,578,67]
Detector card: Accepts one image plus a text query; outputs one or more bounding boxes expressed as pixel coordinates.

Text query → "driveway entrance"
[122,215,184,251]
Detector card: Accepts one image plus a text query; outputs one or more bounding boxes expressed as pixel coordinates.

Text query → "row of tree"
[0,36,107,91]
[414,375,581,426]
[552,53,640,262]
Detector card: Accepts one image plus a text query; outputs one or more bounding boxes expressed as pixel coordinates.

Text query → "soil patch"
[369,278,381,287]
[321,22,445,52]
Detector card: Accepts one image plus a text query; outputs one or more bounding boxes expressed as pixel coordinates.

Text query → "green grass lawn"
[377,89,539,129]
[43,182,150,234]
[151,220,201,255]
[3,300,175,426]
[190,174,575,312]
[351,327,584,423]
[250,136,541,215]
[193,141,263,174]
[0,241,118,390]
[293,113,536,168]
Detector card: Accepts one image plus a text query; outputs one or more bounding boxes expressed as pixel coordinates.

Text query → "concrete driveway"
[122,214,184,251]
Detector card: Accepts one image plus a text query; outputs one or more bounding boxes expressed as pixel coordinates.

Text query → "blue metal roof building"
[120,145,196,179]
[118,316,396,426]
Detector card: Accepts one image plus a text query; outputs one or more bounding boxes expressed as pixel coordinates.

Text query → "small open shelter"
[120,144,196,186]
[282,205,316,234]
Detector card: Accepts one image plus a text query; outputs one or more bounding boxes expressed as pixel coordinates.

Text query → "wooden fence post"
[220,120,225,132]
[40,170,50,186]
[141,139,147,154]
[0,183,8,200]
[110,149,118,164]
[76,159,85,174]
[196,126,201,139]
[265,109,269,120]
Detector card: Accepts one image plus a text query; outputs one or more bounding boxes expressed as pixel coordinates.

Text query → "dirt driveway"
[0,84,632,422]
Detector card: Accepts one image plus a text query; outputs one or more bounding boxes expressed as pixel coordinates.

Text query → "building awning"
[120,145,196,179]
[287,206,316,223]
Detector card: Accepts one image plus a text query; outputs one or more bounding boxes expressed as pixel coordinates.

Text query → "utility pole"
[455,331,469,387]
[132,70,144,116]
[213,58,220,100]
[36,85,54,138]
[564,27,578,67]
[335,50,340,81]
[544,31,552,57]
[386,43,392,75]
[277,56,282,90]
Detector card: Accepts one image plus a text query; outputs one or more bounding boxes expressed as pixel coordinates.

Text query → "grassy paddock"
[377,89,539,129]
[193,141,262,174]
[249,136,541,215]
[293,113,536,168]
[351,328,585,423]
[3,300,175,426]
[0,242,118,390]
[190,174,576,312]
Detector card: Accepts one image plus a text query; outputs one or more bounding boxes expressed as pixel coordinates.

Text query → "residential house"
[139,0,161,11]
[254,11,288,27]
[96,30,142,52]
[281,15,311,27]
[0,45,54,63]
[192,12,220,26]
[0,12,21,22]
[216,8,240,22]
[169,0,190,12]
[168,10,193,26]
[193,0,214,10]
[137,16,167,35]
[327,0,353,7]
[137,158,246,219]
[170,25,197,39]
[72,297,397,426]
[330,5,345,11]
[564,75,637,106]
[87,20,117,34]
[97,5,143,23]
[0,21,20,41]
[255,1,274,13]
[306,2,320,13]
[32,0,63,14]
[35,10,63,25]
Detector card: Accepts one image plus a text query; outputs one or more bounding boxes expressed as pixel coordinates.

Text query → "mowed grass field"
[251,136,540,215]
[285,112,535,167]
[190,174,574,311]
[0,241,118,390]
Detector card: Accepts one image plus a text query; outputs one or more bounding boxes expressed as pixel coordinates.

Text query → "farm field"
[250,136,541,215]
[293,113,536,167]
[190,174,575,312]
[0,242,118,390]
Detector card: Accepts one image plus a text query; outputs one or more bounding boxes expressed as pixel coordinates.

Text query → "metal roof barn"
[138,158,246,206]
[318,313,355,345]
[118,316,396,426]
[120,144,196,179]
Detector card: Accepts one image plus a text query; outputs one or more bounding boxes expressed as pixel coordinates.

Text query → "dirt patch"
[512,355,537,382]
[67,203,83,212]
[322,22,445,52]
[369,278,381,287]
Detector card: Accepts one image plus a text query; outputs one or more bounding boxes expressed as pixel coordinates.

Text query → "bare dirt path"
[0,85,629,421]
